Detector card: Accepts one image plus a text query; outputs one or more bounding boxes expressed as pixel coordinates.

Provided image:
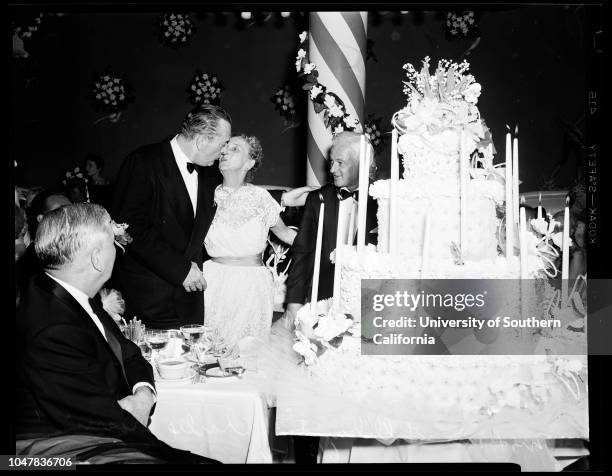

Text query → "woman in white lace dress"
[202,135,296,345]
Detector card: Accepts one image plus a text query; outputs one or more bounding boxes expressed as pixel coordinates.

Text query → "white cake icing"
[288,57,587,436]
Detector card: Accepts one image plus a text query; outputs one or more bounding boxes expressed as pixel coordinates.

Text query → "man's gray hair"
[35,203,111,270]
[179,104,232,140]
[330,131,371,162]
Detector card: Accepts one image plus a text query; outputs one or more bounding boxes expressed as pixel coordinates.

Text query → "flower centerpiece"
[187,70,224,106]
[393,56,486,161]
[292,299,357,366]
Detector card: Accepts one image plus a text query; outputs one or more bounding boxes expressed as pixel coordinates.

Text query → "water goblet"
[145,330,170,364]
[180,324,206,360]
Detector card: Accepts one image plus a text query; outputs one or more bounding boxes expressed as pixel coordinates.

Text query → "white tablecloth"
[149,374,272,464]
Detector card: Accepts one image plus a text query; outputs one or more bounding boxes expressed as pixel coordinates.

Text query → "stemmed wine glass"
[180,324,207,361]
[145,330,170,364]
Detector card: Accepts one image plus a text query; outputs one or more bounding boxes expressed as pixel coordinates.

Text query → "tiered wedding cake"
[283,58,587,440]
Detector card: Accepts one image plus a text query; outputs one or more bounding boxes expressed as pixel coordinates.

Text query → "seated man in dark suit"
[284,132,378,463]
[16,203,218,464]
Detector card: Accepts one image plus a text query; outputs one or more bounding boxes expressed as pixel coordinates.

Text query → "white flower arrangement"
[187,70,224,106]
[91,72,131,113]
[157,13,196,48]
[62,166,88,186]
[393,57,485,150]
[446,11,478,39]
[292,299,356,366]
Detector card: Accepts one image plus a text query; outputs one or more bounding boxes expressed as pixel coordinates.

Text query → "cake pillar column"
[306,12,368,185]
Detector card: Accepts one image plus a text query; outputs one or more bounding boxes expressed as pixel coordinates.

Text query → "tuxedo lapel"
[157,142,194,239]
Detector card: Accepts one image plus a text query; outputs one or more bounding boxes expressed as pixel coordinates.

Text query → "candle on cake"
[561,195,570,307]
[311,201,325,312]
[389,128,399,254]
[356,136,369,252]
[505,125,514,257]
[512,125,519,226]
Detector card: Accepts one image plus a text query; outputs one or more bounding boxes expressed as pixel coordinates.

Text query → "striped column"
[307,12,368,186]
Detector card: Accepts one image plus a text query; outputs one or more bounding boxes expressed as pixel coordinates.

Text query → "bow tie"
[186,162,198,174]
[337,187,358,201]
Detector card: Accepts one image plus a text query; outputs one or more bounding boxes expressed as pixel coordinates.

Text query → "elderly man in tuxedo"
[111,104,231,330]
[16,203,217,464]
[284,131,377,464]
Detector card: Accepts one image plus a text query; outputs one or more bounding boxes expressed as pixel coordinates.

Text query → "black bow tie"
[337,187,358,201]
[186,162,197,174]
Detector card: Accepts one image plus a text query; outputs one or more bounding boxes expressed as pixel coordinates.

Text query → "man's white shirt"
[170,135,198,216]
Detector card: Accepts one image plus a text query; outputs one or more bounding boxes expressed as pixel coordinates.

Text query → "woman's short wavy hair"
[239,134,264,183]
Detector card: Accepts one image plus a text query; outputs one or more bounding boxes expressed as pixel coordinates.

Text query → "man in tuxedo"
[284,132,378,464]
[286,131,378,320]
[16,203,217,463]
[111,104,231,329]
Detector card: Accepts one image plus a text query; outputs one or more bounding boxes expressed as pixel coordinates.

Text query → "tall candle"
[421,208,432,279]
[505,126,514,257]
[561,196,570,306]
[389,128,399,254]
[519,206,528,279]
[347,204,356,246]
[332,203,347,309]
[512,125,519,226]
[357,136,369,252]
[311,202,325,311]
[460,130,468,258]
[537,192,542,219]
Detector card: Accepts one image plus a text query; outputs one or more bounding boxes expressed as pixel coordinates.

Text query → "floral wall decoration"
[12,13,43,58]
[187,70,224,106]
[89,71,134,123]
[62,166,90,202]
[157,13,196,48]
[364,114,385,154]
[295,31,361,136]
[445,11,480,40]
[270,84,301,131]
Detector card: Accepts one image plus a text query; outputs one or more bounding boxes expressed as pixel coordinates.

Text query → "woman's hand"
[271,219,297,246]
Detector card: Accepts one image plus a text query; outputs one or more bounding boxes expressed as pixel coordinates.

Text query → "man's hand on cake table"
[118,387,155,427]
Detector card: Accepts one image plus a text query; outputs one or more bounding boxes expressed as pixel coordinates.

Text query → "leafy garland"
[187,70,224,105]
[157,13,196,48]
[295,31,360,136]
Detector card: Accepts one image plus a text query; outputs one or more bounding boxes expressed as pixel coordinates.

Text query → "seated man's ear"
[91,247,104,272]
[37,214,44,223]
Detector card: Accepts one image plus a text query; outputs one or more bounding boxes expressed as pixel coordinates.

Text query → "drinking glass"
[210,329,228,358]
[145,330,170,364]
[180,324,206,360]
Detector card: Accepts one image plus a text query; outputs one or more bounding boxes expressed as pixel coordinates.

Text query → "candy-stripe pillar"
[307,12,368,185]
